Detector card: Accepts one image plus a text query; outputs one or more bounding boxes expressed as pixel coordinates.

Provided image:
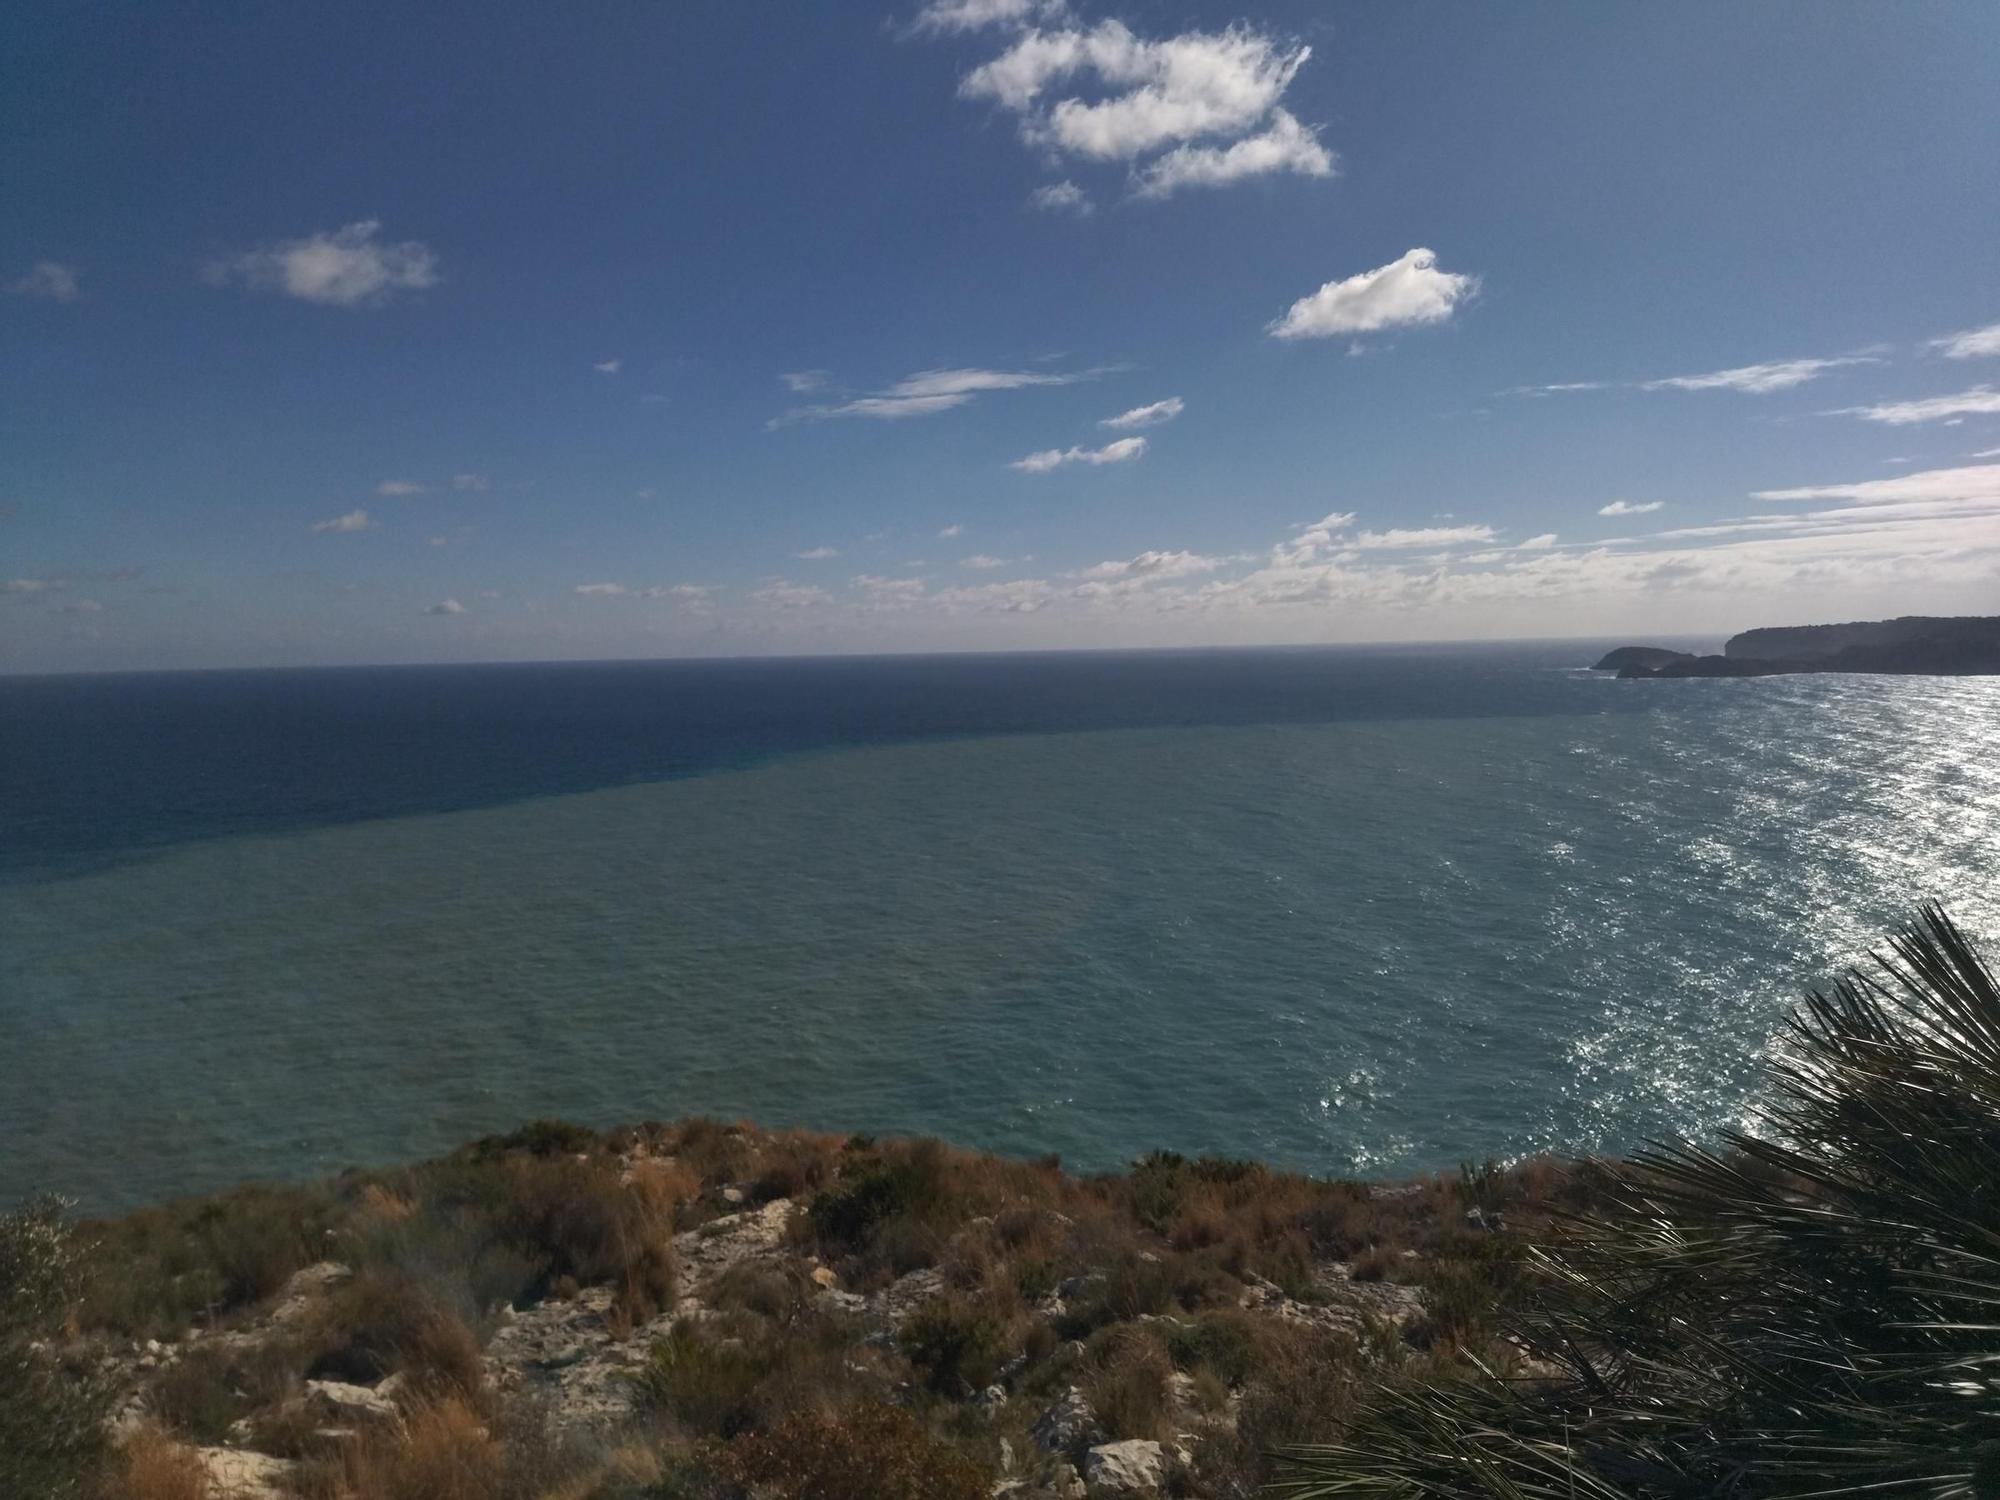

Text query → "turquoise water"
[4,658,1998,1212]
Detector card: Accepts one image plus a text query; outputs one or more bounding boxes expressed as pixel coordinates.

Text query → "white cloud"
[426,535,448,547]
[1826,387,2000,426]
[749,579,833,609]
[207,221,439,307]
[593,359,622,375]
[1010,436,1147,471]
[1075,549,1220,583]
[960,554,1008,569]
[938,523,964,538]
[1132,109,1332,198]
[1352,525,1496,549]
[1931,322,2000,360]
[642,584,715,605]
[1100,396,1183,429]
[8,261,81,302]
[1751,462,2000,507]
[1029,180,1093,215]
[425,598,465,615]
[776,365,1102,423]
[311,509,375,533]
[1598,499,1665,516]
[951,18,1329,197]
[795,546,840,560]
[574,582,628,595]
[781,370,830,393]
[853,574,931,605]
[1272,510,1356,565]
[1502,380,1613,397]
[929,578,1056,613]
[1642,356,1878,394]
[451,473,489,492]
[1267,249,1476,341]
[376,479,425,496]
[913,0,1066,33]
[4,577,65,593]
[1974,447,2000,459]
[1517,533,1558,550]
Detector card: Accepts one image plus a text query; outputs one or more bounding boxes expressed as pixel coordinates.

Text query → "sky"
[3,0,1998,672]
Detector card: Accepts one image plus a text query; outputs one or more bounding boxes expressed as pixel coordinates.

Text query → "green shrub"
[80,1184,336,1337]
[638,1323,770,1437]
[1,1196,112,1499]
[900,1294,1007,1396]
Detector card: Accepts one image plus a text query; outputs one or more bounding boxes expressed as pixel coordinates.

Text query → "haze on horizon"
[3,1,1997,674]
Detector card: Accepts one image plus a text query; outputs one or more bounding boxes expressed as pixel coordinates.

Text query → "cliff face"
[1726,616,2000,661]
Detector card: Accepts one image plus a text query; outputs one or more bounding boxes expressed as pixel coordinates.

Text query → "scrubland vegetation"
[6,903,1993,1498]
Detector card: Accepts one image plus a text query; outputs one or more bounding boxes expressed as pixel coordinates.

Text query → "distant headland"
[1595,615,2000,679]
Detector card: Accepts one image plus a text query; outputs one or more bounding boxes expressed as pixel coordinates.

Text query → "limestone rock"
[1082,1439,1168,1496]
[197,1447,296,1499]
[1081,1441,1167,1496]
[303,1377,398,1423]
[1030,1385,1101,1455]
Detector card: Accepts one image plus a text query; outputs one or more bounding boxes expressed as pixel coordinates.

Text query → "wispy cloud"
[1029,180,1093,215]
[938,523,964,539]
[749,579,833,609]
[1825,386,2000,425]
[775,365,1106,424]
[1598,499,1665,516]
[1010,435,1147,472]
[1642,356,1879,394]
[960,554,1008,570]
[780,370,830,393]
[593,359,622,375]
[311,509,375,533]
[573,582,627,595]
[451,473,489,492]
[795,546,840,560]
[424,598,465,615]
[911,0,1067,34]
[1931,321,2000,361]
[4,577,65,594]
[376,479,426,497]
[1517,533,1558,550]
[206,221,438,307]
[1100,396,1183,430]
[8,261,81,302]
[1352,525,1497,549]
[1268,249,1476,341]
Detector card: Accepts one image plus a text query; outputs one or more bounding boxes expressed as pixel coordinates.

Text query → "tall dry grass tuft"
[317,1397,503,1500]
[111,1429,209,1500]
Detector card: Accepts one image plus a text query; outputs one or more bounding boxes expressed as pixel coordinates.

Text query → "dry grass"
[304,1397,503,1500]
[108,1429,209,1500]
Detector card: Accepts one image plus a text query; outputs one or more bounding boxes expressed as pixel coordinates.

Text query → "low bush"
[108,1428,210,1500]
[79,1185,336,1337]
[722,1403,988,1500]
[900,1293,1008,1396]
[2,1196,112,1499]
[304,1395,502,1500]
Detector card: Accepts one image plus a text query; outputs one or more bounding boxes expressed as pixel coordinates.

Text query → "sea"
[4,642,1997,1215]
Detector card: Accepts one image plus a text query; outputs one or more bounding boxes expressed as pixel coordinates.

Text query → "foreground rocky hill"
[33,1119,1596,1500]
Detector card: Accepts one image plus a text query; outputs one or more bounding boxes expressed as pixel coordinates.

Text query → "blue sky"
[4,0,1998,671]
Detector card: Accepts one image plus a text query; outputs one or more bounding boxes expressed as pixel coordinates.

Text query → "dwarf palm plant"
[1273,902,2000,1498]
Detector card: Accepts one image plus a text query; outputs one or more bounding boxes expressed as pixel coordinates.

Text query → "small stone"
[976,1382,1007,1407]
[809,1265,838,1289]
[304,1378,399,1423]
[720,1185,746,1205]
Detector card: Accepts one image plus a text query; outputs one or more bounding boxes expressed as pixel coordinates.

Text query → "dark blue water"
[0,642,1652,884]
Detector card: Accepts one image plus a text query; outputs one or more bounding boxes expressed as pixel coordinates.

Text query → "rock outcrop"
[1598,616,2000,679]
